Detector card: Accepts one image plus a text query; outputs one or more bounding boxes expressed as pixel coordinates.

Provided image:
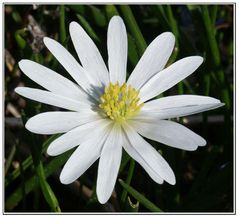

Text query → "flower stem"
[120,158,135,208]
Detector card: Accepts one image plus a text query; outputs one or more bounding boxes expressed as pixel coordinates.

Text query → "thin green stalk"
[120,159,135,207]
[6,149,72,210]
[76,14,100,42]
[14,28,27,49]
[59,5,66,45]
[166,5,179,64]
[156,5,170,27]
[119,5,147,55]
[165,6,183,94]
[211,5,218,35]
[201,5,230,108]
[30,135,61,212]
[36,161,61,212]
[119,179,163,212]
[201,5,222,82]
[166,5,179,38]
[105,5,119,20]
[88,5,107,27]
[5,144,16,175]
[20,110,61,212]
[30,134,60,212]
[5,134,60,187]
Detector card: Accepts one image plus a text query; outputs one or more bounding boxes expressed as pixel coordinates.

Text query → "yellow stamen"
[99,82,144,122]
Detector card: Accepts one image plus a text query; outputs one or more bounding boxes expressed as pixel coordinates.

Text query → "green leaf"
[119,179,163,212]
[88,5,107,27]
[119,5,147,56]
[119,150,131,173]
[105,5,119,20]
[59,5,66,45]
[156,5,170,26]
[201,5,230,109]
[201,6,221,68]
[127,34,140,67]
[68,5,85,15]
[76,14,100,42]
[5,150,72,210]
[5,144,16,175]
[37,162,61,212]
[29,133,61,212]
[120,159,135,208]
[12,9,22,24]
[14,28,27,49]
[5,134,60,187]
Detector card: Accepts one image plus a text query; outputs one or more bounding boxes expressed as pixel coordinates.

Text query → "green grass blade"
[119,5,147,55]
[166,5,179,64]
[5,150,72,210]
[105,5,119,20]
[5,144,16,175]
[19,110,61,213]
[30,134,61,212]
[211,5,218,23]
[68,5,85,15]
[201,5,230,108]
[59,5,66,44]
[120,159,135,207]
[88,5,107,27]
[12,9,22,24]
[157,5,169,26]
[166,6,179,37]
[76,14,100,42]
[119,179,163,212]
[119,150,131,173]
[5,134,60,187]
[14,28,27,49]
[37,162,61,212]
[127,34,140,67]
[201,6,221,69]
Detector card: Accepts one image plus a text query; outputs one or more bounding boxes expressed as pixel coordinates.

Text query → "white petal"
[60,124,111,184]
[127,32,175,90]
[18,59,92,104]
[140,56,203,102]
[26,111,100,134]
[43,37,94,95]
[15,87,91,112]
[123,123,175,185]
[70,21,109,88]
[97,124,122,204]
[47,119,111,156]
[135,95,224,120]
[107,16,127,84]
[122,135,164,184]
[130,120,206,151]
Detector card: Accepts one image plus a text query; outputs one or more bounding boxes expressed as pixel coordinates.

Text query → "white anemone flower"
[15,16,224,204]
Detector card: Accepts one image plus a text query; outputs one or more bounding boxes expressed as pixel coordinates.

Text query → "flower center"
[99,82,144,122]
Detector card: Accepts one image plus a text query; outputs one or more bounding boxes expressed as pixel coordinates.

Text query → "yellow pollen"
[99,82,144,122]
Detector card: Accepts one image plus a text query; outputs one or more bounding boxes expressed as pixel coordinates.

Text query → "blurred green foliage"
[4,4,233,212]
